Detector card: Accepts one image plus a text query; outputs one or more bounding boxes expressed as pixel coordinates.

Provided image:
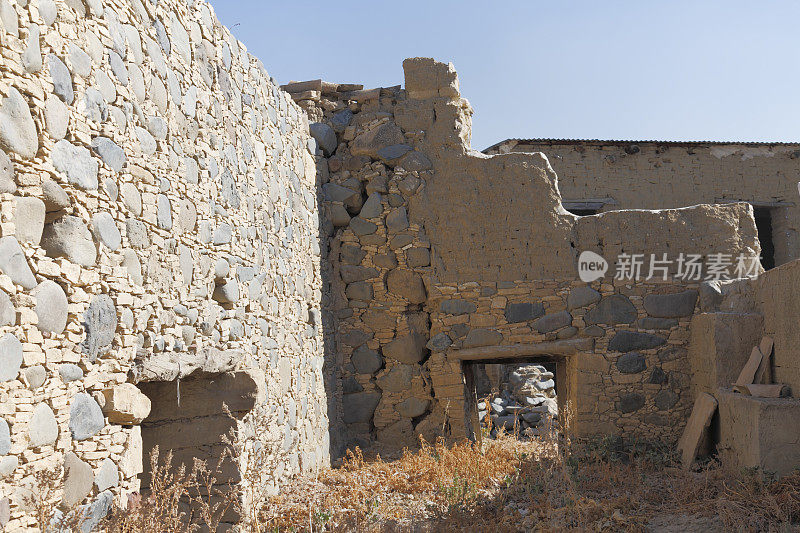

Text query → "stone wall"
[485,139,800,266]
[428,280,701,443]
[294,58,761,454]
[0,0,328,529]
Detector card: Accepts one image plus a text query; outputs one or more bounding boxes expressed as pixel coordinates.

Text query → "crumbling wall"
[296,58,760,453]
[687,261,800,474]
[717,389,800,476]
[754,260,800,390]
[0,0,328,529]
[694,259,800,394]
[429,280,708,442]
[486,139,800,266]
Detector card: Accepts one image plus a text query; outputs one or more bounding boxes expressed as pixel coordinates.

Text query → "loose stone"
[41,216,97,267]
[0,236,36,289]
[52,140,99,190]
[80,295,117,361]
[69,393,105,441]
[91,137,126,172]
[91,212,121,251]
[63,451,94,506]
[28,403,58,447]
[0,333,22,382]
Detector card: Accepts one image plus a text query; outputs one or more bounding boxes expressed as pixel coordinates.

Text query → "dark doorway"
[753,207,775,270]
[463,357,563,442]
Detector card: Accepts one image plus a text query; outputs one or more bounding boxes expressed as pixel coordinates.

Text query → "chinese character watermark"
[577,251,761,282]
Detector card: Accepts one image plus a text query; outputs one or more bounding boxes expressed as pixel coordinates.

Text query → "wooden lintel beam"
[450,338,594,361]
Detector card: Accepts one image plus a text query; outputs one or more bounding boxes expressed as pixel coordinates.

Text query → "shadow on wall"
[317,185,346,459]
[139,371,258,523]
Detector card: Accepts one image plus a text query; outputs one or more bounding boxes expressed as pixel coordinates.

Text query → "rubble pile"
[478,364,558,438]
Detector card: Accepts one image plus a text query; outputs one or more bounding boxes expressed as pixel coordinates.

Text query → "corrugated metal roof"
[483,138,800,153]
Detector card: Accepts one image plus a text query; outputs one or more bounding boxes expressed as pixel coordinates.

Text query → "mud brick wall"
[486,139,800,266]
[0,0,328,529]
[754,260,800,390]
[696,259,800,393]
[687,250,800,475]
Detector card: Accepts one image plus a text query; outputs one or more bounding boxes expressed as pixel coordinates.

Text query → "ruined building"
[0,0,797,529]
[485,138,800,268]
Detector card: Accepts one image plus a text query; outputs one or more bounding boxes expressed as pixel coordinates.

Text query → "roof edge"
[483,138,800,153]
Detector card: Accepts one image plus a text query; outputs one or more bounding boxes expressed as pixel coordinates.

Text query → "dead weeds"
[25,427,799,532]
[259,429,800,532]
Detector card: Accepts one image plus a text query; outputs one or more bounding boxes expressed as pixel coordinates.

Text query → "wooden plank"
[734,346,763,386]
[677,393,718,469]
[744,384,791,398]
[451,338,593,361]
[755,337,773,384]
[759,336,774,357]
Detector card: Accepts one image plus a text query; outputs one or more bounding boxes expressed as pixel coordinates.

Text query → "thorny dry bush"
[22,466,84,532]
[25,445,238,532]
[102,446,237,532]
[25,420,800,532]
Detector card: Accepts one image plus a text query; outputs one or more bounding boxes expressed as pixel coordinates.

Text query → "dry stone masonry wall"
[427,280,706,441]
[0,0,328,529]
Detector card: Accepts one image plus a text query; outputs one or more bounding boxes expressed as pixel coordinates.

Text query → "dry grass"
[24,446,237,532]
[21,466,85,532]
[258,427,800,533]
[24,426,800,532]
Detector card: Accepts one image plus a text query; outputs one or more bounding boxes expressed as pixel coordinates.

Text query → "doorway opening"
[138,372,258,526]
[753,207,775,270]
[463,357,565,442]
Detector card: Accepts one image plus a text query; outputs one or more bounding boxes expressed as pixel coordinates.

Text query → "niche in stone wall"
[138,372,258,524]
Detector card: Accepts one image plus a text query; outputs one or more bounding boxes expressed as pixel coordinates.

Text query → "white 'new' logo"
[578,251,608,283]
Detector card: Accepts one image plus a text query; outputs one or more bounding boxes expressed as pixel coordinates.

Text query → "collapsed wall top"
[403,58,460,100]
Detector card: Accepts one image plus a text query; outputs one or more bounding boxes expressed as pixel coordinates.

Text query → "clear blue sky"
[211,1,800,151]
